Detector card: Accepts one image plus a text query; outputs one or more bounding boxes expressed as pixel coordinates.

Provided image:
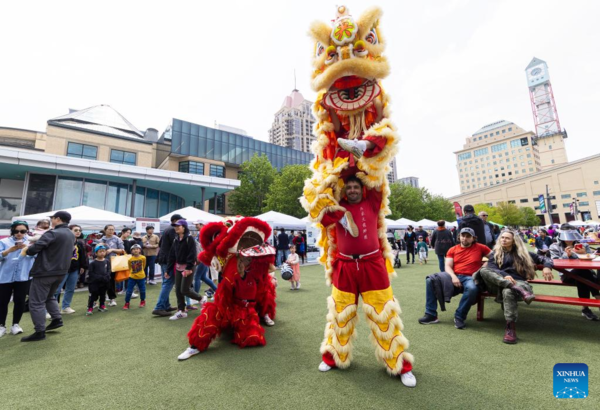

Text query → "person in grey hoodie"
[21,211,76,342]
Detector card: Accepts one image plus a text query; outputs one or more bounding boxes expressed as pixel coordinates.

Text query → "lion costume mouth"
[322,76,381,112]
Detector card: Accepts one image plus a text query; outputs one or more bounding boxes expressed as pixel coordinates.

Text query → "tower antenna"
[294,69,297,91]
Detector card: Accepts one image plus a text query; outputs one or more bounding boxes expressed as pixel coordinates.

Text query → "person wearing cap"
[188,222,216,305]
[419,227,492,329]
[458,205,486,246]
[549,224,600,321]
[167,219,202,320]
[153,214,184,316]
[0,221,36,338]
[21,211,76,342]
[476,229,554,344]
[123,244,147,310]
[142,225,160,285]
[86,245,112,315]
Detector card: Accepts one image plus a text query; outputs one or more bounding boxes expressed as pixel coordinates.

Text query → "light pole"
[571,198,580,221]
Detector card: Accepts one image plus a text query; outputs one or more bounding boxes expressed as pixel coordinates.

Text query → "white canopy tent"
[569,220,600,227]
[13,205,136,231]
[445,220,458,228]
[255,211,306,230]
[415,219,438,229]
[394,218,417,229]
[159,206,223,226]
[384,218,405,230]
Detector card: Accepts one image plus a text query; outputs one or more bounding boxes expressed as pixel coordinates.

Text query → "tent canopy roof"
[159,206,223,225]
[13,205,135,230]
[255,211,306,230]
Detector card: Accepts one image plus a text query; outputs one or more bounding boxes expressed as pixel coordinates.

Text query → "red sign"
[453,202,463,218]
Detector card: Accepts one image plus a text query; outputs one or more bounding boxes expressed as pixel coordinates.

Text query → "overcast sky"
[1,0,598,198]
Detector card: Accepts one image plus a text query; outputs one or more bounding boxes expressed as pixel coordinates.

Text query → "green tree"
[424,195,455,222]
[473,203,503,225]
[520,207,541,227]
[388,183,426,220]
[496,202,522,227]
[264,164,312,218]
[229,154,276,216]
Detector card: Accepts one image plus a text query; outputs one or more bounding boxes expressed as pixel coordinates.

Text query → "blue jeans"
[437,254,445,273]
[277,249,290,266]
[154,264,174,311]
[187,263,217,305]
[126,278,146,303]
[425,274,479,321]
[145,255,157,281]
[54,270,79,309]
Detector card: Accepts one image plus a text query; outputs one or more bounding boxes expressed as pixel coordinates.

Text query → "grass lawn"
[3,261,599,409]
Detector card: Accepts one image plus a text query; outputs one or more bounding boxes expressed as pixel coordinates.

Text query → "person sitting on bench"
[549,224,600,321]
[475,229,554,344]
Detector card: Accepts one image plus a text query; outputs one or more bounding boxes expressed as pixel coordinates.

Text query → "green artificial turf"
[2,262,599,409]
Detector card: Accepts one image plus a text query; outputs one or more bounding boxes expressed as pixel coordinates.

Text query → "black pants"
[562,269,600,299]
[175,270,201,311]
[107,272,117,300]
[406,244,415,263]
[0,281,29,327]
[88,284,109,309]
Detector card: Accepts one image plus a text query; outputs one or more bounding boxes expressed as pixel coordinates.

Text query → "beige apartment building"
[449,154,600,225]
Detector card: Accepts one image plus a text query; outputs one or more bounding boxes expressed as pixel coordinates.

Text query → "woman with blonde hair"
[476,229,554,344]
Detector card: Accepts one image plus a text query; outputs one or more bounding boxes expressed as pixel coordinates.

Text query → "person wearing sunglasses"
[53,225,89,314]
[0,221,35,338]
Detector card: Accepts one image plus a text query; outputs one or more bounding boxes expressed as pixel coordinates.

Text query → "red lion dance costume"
[301,6,415,386]
[184,217,277,354]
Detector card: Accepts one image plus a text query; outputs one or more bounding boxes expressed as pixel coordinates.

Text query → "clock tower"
[525,57,568,170]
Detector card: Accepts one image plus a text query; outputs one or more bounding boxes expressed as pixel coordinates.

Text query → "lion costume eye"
[353,40,368,57]
[315,42,325,58]
[325,45,337,65]
[365,28,378,45]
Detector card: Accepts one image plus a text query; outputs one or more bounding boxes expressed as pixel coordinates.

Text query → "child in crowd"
[87,245,112,315]
[286,245,301,290]
[123,244,146,309]
[417,236,428,265]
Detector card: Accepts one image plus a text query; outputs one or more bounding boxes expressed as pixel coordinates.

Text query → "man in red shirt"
[419,228,492,329]
[317,176,416,388]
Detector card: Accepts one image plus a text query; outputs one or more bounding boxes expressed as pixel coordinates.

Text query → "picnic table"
[476,258,600,321]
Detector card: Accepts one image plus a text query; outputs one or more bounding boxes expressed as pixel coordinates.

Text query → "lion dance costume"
[301,6,414,377]
[186,217,277,351]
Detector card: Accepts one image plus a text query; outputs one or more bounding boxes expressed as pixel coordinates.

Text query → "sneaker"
[199,296,208,305]
[169,311,188,321]
[166,307,178,312]
[117,290,125,296]
[337,138,367,158]
[290,284,296,290]
[400,371,417,388]
[189,298,199,306]
[93,302,99,309]
[340,212,359,237]
[61,307,76,314]
[148,280,157,285]
[296,282,301,289]
[178,347,200,361]
[123,302,130,310]
[152,309,171,317]
[10,324,23,335]
[418,314,439,325]
[109,299,117,307]
[0,326,6,338]
[454,317,466,330]
[318,361,333,372]
[582,308,600,321]
[139,301,146,308]
[86,308,93,316]
[98,305,108,312]
[131,292,139,299]
[263,314,275,327]
[45,312,51,320]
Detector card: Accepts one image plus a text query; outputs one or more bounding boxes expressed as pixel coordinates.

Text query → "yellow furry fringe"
[368,333,410,361]
[384,352,415,376]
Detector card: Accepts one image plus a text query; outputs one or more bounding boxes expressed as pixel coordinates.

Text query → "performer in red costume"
[318,175,416,387]
[177,217,277,361]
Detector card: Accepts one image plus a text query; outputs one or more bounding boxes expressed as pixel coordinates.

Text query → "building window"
[563,203,571,208]
[576,192,588,198]
[179,161,205,175]
[474,147,488,157]
[551,159,554,164]
[561,194,570,199]
[24,174,56,215]
[520,199,528,203]
[508,127,512,131]
[110,150,136,166]
[593,191,600,196]
[595,181,599,185]
[491,142,507,153]
[210,165,225,178]
[549,145,552,149]
[208,194,226,214]
[67,142,97,160]
[580,201,590,207]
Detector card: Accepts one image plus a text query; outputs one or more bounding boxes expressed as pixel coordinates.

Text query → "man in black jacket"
[458,205,486,246]
[152,214,183,317]
[478,211,496,249]
[276,228,290,266]
[430,220,455,272]
[22,211,76,342]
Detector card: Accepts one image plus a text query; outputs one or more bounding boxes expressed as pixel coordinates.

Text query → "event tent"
[13,205,136,230]
[394,218,417,229]
[414,219,438,229]
[159,206,223,225]
[445,220,458,228]
[385,218,405,230]
[255,211,306,230]
[569,220,599,227]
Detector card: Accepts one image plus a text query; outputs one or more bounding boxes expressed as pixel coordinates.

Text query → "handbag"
[114,269,130,283]
[110,254,131,272]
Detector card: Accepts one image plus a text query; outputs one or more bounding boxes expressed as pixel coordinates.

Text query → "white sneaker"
[61,307,76,314]
[400,371,417,388]
[340,212,359,237]
[45,312,51,320]
[0,326,6,338]
[109,299,117,307]
[10,324,23,335]
[169,310,188,321]
[290,284,296,290]
[177,347,200,361]
[148,280,157,285]
[263,314,275,327]
[117,290,125,295]
[337,138,367,158]
[318,361,332,372]
[296,282,301,289]
[131,292,139,299]
[189,298,200,305]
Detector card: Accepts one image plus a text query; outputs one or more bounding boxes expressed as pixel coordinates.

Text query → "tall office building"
[387,157,397,184]
[398,176,419,188]
[269,89,316,153]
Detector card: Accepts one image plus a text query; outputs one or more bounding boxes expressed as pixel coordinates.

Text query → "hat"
[460,227,476,237]
[463,204,475,213]
[50,211,72,223]
[94,244,107,252]
[558,230,583,242]
[131,244,142,250]
[170,214,185,223]
[132,232,142,238]
[11,220,29,229]
[173,220,188,228]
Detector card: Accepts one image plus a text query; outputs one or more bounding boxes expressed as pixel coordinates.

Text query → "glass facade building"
[168,119,312,169]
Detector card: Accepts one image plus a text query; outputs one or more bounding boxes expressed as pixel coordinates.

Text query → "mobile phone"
[574,244,583,250]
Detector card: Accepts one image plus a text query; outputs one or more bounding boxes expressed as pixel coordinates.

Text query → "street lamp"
[571,198,580,220]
